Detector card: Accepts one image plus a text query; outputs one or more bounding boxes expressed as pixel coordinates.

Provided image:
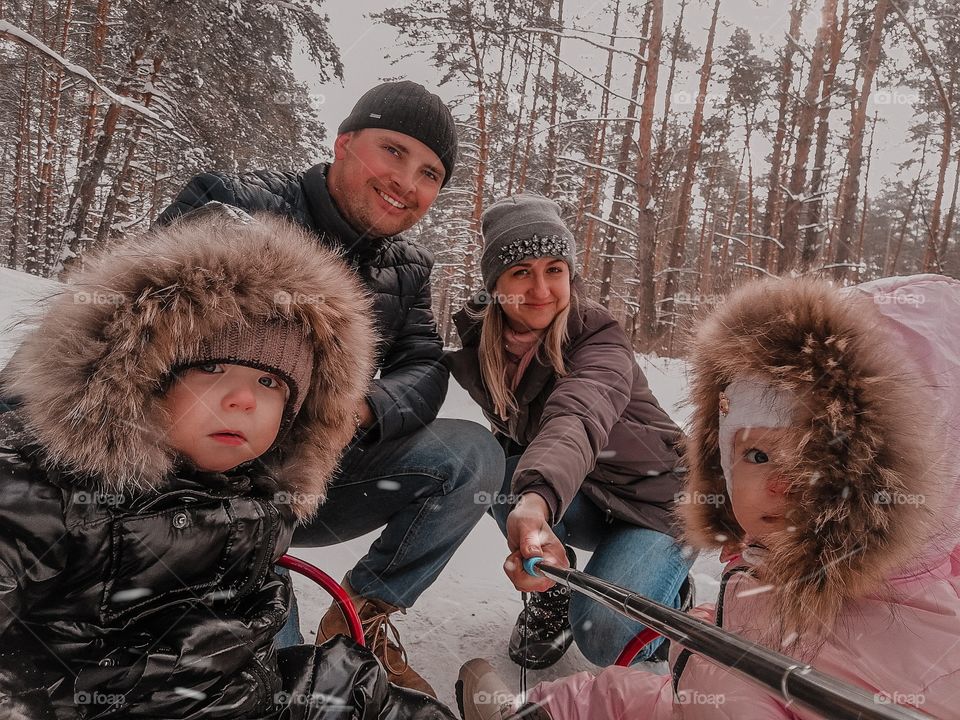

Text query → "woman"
[446,193,692,668]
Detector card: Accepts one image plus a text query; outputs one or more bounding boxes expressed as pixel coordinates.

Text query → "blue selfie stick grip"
[523,556,544,577]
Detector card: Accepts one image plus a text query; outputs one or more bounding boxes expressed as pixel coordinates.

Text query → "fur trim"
[5,209,376,520]
[679,278,940,639]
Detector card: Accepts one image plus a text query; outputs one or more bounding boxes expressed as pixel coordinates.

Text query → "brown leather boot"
[317,579,437,698]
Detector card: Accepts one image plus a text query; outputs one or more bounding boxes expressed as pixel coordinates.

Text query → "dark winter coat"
[156,163,447,442]
[446,298,684,536]
[0,210,386,718]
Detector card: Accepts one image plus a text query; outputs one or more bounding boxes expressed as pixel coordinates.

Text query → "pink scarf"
[503,326,543,391]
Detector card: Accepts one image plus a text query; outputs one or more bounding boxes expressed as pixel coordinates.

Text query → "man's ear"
[332,131,355,161]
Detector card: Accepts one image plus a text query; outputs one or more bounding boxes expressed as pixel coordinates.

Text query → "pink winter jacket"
[528,275,960,720]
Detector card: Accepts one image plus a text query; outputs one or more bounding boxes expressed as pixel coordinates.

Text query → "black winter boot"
[507,547,576,670]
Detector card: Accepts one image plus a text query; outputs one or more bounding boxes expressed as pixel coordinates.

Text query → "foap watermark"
[675,490,726,507]
[74,490,126,507]
[273,90,327,106]
[75,691,126,706]
[474,491,520,506]
[74,290,124,305]
[672,91,723,108]
[274,690,350,708]
[273,490,321,506]
[471,289,527,306]
[873,291,925,306]
[676,689,726,707]
[274,290,325,306]
[871,89,919,106]
[875,691,925,707]
[874,490,926,507]
[674,291,723,307]
[472,691,517,707]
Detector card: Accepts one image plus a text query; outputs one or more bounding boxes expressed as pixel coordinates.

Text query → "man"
[158,81,503,697]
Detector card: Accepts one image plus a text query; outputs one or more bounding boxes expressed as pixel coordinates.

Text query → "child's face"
[162,363,289,472]
[730,427,792,541]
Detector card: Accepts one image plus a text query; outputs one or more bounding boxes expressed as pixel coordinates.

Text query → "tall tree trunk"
[77,0,111,167]
[599,0,651,309]
[94,56,163,251]
[63,32,155,269]
[658,0,719,332]
[542,0,564,195]
[758,0,808,269]
[801,0,848,269]
[940,151,960,266]
[650,0,686,237]
[507,27,535,195]
[631,0,663,345]
[778,0,837,273]
[517,42,546,192]
[855,112,878,265]
[832,0,889,282]
[580,0,620,278]
[9,37,35,268]
[465,0,488,289]
[886,133,927,275]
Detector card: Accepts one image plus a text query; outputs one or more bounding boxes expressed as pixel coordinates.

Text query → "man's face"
[327,128,445,237]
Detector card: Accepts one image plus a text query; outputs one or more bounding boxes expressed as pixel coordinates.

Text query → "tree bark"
[801,0,848,269]
[542,0,564,195]
[832,0,889,281]
[658,0,719,332]
[778,0,837,273]
[631,0,663,345]
[758,0,808,269]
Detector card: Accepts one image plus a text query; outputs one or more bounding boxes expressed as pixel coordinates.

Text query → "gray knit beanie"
[480,193,577,292]
[338,80,458,187]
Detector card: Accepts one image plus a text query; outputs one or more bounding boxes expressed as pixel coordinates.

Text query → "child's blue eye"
[744,448,769,464]
[259,375,284,390]
[198,363,222,374]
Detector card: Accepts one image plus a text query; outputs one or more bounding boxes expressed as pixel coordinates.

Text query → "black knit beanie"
[338,81,458,187]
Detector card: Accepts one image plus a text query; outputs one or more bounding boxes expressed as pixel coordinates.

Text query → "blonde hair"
[472,294,574,421]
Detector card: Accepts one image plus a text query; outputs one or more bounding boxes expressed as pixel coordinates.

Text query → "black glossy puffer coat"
[157,164,448,442]
[0,209,454,719]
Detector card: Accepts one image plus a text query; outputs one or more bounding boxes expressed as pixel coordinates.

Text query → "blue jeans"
[492,455,692,665]
[275,418,504,648]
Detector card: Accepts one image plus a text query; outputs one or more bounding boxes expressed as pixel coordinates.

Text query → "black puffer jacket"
[0,443,295,718]
[0,210,455,719]
[157,164,448,442]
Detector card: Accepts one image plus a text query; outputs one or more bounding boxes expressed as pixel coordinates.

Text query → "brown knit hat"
[177,316,315,435]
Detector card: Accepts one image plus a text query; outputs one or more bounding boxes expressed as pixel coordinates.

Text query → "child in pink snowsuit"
[510,275,960,719]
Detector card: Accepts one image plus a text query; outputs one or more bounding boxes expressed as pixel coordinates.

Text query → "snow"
[0,268,724,710]
[0,21,186,140]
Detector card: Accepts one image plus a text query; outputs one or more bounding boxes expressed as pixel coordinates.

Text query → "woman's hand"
[503,493,570,593]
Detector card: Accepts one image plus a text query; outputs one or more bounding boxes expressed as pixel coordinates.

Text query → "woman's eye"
[512,268,529,277]
[744,448,769,464]
[385,145,400,157]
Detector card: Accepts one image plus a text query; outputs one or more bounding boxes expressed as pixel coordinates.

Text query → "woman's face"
[494,257,571,332]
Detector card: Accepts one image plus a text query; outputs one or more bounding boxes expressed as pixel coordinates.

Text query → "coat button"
[172,512,189,529]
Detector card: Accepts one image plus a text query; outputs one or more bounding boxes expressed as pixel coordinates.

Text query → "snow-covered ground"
[0,267,725,710]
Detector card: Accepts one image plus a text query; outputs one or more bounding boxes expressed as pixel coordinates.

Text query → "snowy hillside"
[0,267,724,710]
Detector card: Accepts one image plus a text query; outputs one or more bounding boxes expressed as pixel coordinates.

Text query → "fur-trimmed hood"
[680,275,959,639]
[3,205,376,519]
